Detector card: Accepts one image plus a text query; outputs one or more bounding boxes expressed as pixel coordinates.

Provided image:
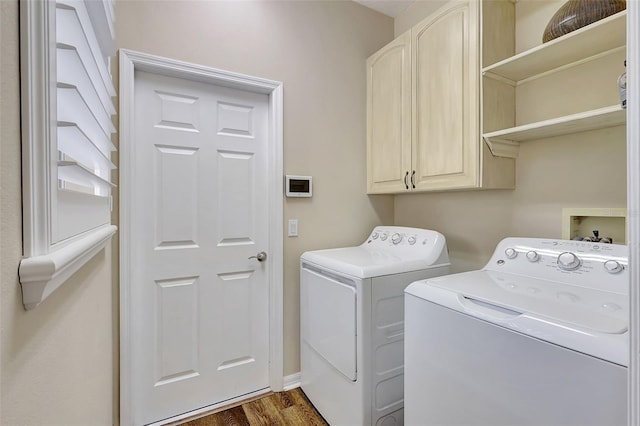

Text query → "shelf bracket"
[482,71,516,86]
[483,137,520,158]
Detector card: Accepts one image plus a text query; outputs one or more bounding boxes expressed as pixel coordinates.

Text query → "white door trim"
[118,49,284,425]
[628,3,639,425]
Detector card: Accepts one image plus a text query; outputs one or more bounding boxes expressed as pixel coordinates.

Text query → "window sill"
[19,224,117,310]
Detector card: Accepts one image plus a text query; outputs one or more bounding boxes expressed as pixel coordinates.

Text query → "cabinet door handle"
[404,171,409,190]
[411,170,416,189]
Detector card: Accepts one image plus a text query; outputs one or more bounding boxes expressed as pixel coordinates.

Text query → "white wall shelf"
[482,8,627,159]
[483,105,626,158]
[483,11,626,84]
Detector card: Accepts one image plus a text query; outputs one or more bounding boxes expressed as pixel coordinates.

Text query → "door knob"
[248,251,267,262]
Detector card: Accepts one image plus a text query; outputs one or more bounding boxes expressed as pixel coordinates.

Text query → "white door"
[130,70,270,425]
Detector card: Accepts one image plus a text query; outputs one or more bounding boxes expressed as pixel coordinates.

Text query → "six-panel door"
[131,71,270,425]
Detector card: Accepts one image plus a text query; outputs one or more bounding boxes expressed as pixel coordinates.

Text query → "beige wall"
[0,1,116,425]
[115,0,395,377]
[396,126,627,272]
[393,0,627,272]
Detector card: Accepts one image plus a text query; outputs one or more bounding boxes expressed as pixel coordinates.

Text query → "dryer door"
[301,262,357,381]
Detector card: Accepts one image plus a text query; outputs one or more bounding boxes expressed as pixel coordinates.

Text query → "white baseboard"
[283,372,301,391]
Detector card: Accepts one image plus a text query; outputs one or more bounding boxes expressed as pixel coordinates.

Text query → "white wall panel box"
[285,175,312,197]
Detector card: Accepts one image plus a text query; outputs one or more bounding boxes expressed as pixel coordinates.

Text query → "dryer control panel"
[366,226,443,248]
[364,226,450,268]
[487,237,628,294]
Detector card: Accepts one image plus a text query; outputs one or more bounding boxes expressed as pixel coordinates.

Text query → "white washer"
[405,237,628,426]
[300,226,450,426]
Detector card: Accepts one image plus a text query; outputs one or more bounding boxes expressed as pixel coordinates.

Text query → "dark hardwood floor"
[180,388,329,426]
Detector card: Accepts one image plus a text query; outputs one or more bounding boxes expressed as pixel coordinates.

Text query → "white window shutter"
[19,0,117,310]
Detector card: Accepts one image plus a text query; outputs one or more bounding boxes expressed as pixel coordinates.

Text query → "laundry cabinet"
[366,31,411,193]
[366,0,515,194]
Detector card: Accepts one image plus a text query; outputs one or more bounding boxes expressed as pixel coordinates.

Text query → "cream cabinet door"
[412,0,480,190]
[366,31,412,194]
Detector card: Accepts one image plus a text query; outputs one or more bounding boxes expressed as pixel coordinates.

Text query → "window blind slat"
[56,5,115,97]
[81,0,115,58]
[105,0,115,25]
[58,121,115,153]
[57,83,114,136]
[58,160,116,191]
[58,126,116,172]
[57,87,114,151]
[57,46,115,116]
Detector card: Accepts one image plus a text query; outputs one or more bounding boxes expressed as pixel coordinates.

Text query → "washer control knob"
[372,232,379,240]
[380,233,388,241]
[408,236,417,245]
[526,251,539,262]
[557,252,581,271]
[604,260,624,274]
[504,248,518,259]
[391,233,402,245]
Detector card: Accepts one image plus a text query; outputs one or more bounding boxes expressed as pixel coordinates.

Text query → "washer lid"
[301,245,449,278]
[405,270,629,365]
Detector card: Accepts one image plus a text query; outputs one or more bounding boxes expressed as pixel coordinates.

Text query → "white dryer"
[405,237,628,426]
[300,226,450,426]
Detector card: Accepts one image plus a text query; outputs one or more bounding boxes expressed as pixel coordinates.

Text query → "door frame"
[118,49,284,425]
[628,3,640,425]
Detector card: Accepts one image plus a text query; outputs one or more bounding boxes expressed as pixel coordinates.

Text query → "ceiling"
[353,0,416,18]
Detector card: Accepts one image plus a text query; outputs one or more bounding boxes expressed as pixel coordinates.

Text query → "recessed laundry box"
[300,226,451,426]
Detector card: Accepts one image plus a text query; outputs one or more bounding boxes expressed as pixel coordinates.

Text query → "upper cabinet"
[366,0,515,194]
[366,31,411,193]
[412,0,488,191]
